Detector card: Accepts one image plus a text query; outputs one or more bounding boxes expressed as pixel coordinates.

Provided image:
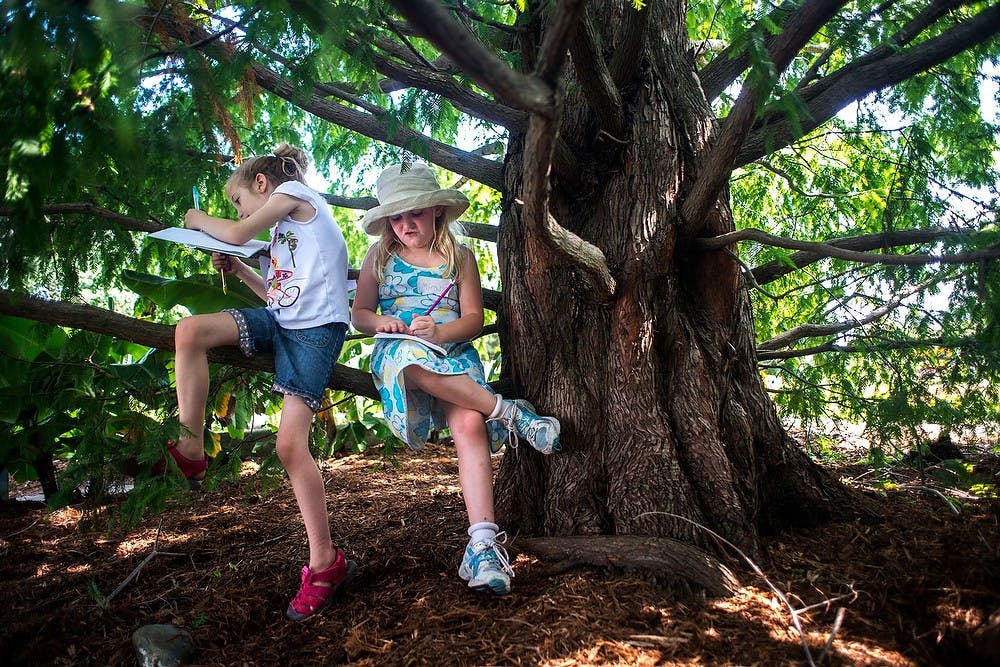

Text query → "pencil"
[424,280,455,315]
[193,186,225,294]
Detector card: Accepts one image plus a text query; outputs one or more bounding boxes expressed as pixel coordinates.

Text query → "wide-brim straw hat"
[362,163,470,235]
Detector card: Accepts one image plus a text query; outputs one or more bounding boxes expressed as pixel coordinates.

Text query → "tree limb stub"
[518,535,741,598]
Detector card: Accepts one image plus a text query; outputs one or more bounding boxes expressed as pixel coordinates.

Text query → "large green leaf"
[0,316,69,362]
[120,270,260,314]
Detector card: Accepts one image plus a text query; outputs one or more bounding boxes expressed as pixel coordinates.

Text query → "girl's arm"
[213,253,267,301]
[409,246,484,346]
[351,246,409,334]
[184,193,308,245]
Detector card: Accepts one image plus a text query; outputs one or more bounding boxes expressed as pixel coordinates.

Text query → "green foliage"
[121,270,260,315]
[1,0,998,526]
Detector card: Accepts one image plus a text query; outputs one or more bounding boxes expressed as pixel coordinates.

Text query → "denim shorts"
[225,308,347,412]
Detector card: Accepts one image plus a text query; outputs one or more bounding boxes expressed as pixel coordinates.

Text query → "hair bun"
[272,142,309,171]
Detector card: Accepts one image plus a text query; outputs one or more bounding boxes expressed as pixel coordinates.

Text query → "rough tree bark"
[491,2,866,581]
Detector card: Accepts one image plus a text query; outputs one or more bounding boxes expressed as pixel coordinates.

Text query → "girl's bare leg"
[442,402,495,525]
[173,312,240,462]
[276,394,336,571]
[402,366,498,416]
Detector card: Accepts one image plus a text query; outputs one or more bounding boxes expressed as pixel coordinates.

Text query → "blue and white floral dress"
[371,254,505,451]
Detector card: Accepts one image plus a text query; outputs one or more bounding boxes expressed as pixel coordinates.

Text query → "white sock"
[487,394,504,419]
[467,521,498,546]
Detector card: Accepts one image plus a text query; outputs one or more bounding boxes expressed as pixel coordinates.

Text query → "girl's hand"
[407,315,440,342]
[184,208,208,229]
[211,252,234,274]
[375,317,410,334]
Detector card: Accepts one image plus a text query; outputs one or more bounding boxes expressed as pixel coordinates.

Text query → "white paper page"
[148,228,268,258]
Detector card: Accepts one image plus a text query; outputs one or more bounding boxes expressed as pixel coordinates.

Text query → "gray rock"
[132,624,195,667]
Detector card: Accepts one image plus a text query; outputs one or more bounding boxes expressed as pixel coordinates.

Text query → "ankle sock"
[487,395,504,419]
[467,521,499,546]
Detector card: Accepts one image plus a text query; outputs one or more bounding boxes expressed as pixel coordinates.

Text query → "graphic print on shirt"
[276,230,298,267]
[266,263,301,308]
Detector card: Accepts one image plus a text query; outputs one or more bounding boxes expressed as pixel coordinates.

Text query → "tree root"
[516,535,741,597]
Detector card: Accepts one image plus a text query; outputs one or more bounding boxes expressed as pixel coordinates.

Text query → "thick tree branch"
[340,33,527,130]
[682,0,848,229]
[608,1,650,89]
[738,2,1000,166]
[508,0,615,301]
[698,227,1000,269]
[698,1,800,102]
[0,291,379,399]
[568,8,626,140]
[387,0,554,116]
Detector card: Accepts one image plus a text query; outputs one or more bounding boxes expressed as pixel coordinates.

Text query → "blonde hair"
[372,212,464,286]
[227,143,308,196]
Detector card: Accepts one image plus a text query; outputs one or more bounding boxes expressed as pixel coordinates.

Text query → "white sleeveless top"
[263,181,349,329]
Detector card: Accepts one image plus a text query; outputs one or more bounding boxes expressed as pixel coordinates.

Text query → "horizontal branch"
[757,335,976,361]
[0,203,162,233]
[758,278,932,350]
[698,227,1000,268]
[0,291,379,400]
[750,228,958,284]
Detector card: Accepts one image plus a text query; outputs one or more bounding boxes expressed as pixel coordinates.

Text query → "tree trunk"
[494,3,865,579]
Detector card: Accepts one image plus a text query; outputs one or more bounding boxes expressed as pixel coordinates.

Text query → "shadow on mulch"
[1,443,997,666]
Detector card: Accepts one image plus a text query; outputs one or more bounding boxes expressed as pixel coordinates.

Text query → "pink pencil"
[424,280,455,315]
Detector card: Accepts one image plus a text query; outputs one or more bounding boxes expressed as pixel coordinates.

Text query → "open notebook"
[373,332,447,356]
[148,228,269,258]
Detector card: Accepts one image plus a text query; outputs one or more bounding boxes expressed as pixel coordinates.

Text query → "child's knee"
[174,316,200,350]
[449,409,486,441]
[275,436,305,467]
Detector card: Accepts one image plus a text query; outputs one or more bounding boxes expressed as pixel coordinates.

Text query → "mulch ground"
[1,442,997,666]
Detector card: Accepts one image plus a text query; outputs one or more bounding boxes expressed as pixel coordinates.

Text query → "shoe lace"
[486,407,519,451]
[476,531,515,578]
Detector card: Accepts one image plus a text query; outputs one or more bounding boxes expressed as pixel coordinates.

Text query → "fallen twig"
[635,511,856,667]
[908,485,961,515]
[102,518,185,607]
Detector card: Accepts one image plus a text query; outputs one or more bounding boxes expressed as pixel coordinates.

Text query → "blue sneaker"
[458,533,514,595]
[488,399,561,454]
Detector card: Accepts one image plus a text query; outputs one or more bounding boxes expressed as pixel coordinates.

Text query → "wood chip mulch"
[1,443,997,666]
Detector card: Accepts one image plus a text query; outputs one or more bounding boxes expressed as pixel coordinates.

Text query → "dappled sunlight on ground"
[1,441,997,665]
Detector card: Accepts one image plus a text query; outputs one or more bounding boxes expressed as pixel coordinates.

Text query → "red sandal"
[124,441,207,484]
[153,441,208,482]
[286,548,357,621]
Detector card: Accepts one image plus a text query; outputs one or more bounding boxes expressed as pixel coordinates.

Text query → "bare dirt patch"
[1,443,997,666]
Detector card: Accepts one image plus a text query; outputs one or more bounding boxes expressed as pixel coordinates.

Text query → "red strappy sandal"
[124,441,208,484]
[286,548,358,621]
[153,441,208,482]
